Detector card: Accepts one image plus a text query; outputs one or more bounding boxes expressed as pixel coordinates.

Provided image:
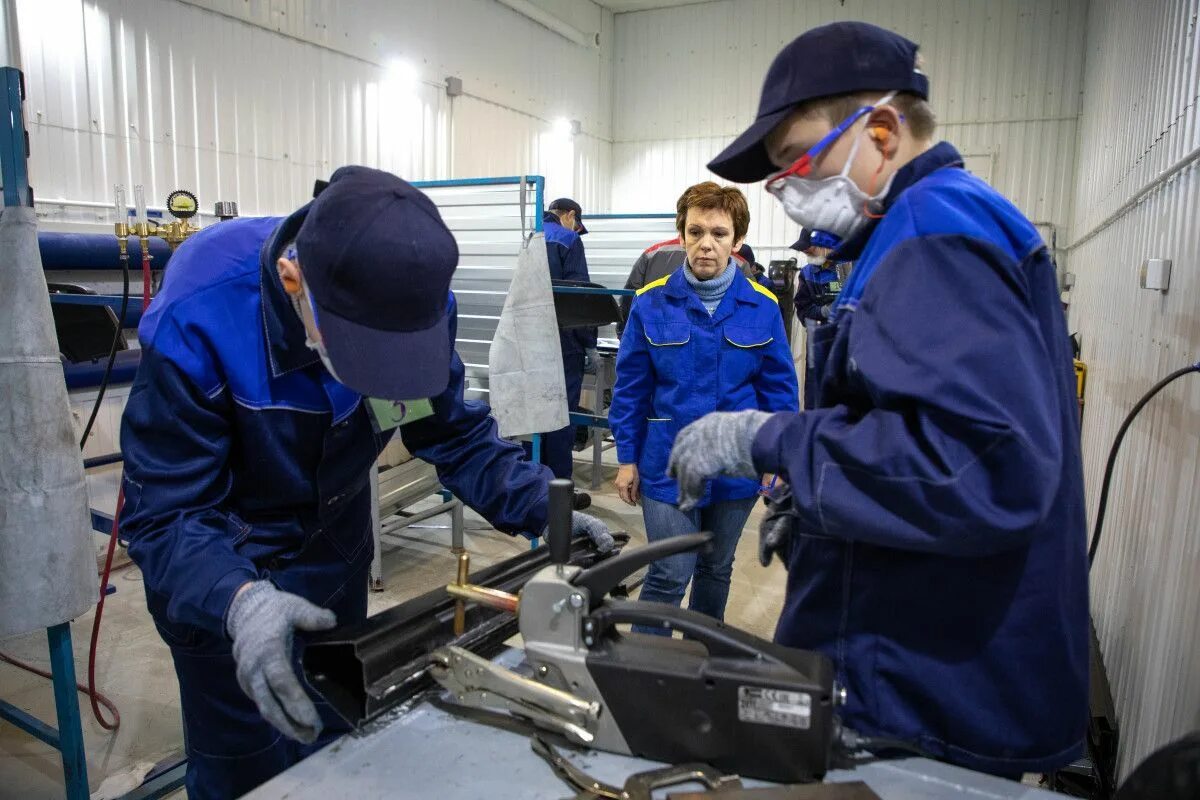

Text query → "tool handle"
[587,601,780,661]
[571,532,712,605]
[548,479,573,565]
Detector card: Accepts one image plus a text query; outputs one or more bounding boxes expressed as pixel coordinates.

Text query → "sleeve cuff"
[751,411,793,475]
[615,441,640,464]
[210,567,261,639]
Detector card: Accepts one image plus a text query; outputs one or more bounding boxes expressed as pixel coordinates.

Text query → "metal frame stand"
[0,58,94,800]
[0,623,90,800]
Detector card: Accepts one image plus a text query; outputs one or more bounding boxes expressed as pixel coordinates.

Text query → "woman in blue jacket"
[610,182,798,631]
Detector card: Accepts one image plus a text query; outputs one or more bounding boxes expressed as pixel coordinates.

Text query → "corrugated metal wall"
[1067,0,1200,778]
[16,0,614,221]
[611,0,1087,259]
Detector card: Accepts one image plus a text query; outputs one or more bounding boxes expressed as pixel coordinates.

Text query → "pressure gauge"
[166,189,199,220]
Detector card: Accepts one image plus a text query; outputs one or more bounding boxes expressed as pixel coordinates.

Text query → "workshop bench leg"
[48,623,89,800]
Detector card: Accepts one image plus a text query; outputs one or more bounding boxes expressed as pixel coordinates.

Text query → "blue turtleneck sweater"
[683,259,736,314]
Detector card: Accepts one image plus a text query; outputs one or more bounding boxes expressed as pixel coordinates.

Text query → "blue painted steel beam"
[84,452,124,470]
[1,67,30,207]
[47,623,89,800]
[410,176,530,188]
[0,698,61,749]
[40,232,172,271]
[90,508,115,534]
[530,175,544,234]
[51,293,143,327]
[118,757,187,800]
[569,412,609,429]
[63,348,142,389]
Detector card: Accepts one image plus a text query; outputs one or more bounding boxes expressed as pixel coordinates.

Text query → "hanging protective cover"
[0,206,98,638]
[487,234,568,437]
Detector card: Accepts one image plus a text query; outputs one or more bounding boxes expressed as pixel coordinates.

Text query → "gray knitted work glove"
[226,580,337,743]
[668,411,772,511]
[571,511,615,553]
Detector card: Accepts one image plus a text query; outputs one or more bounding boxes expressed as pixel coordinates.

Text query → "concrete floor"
[0,454,786,799]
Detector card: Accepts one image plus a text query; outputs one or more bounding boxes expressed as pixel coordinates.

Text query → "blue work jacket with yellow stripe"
[611,264,798,507]
[751,142,1088,775]
[119,209,552,642]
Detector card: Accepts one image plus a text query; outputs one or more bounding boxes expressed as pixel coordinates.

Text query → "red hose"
[0,652,121,724]
[79,250,153,731]
[85,485,124,730]
[141,245,153,311]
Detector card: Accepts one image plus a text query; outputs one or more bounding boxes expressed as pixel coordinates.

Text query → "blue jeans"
[635,495,757,635]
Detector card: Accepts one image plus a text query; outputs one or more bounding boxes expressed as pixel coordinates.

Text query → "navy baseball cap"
[708,22,929,183]
[737,243,756,265]
[548,197,588,235]
[296,166,458,400]
[794,229,842,251]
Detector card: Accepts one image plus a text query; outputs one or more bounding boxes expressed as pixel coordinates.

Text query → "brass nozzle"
[452,552,470,636]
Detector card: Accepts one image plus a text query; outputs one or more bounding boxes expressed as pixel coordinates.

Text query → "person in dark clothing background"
[538,197,595,509]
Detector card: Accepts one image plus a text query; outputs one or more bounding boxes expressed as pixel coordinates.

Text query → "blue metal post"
[0,66,29,207]
[47,623,89,800]
[529,433,543,549]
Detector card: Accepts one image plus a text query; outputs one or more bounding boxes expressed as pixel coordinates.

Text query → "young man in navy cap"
[541,197,596,508]
[667,22,1088,777]
[119,167,615,798]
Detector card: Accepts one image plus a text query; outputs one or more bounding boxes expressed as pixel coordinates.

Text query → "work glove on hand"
[566,511,615,554]
[668,411,772,512]
[759,485,796,567]
[226,580,337,744]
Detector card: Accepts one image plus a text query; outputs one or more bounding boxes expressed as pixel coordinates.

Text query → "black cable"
[1088,361,1200,567]
[838,727,934,759]
[78,248,131,450]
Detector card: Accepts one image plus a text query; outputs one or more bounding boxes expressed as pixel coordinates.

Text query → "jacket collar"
[662,262,763,323]
[800,141,965,261]
[260,202,321,378]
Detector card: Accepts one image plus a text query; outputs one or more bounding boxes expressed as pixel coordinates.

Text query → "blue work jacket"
[543,212,597,355]
[611,265,798,507]
[120,210,551,641]
[752,143,1088,775]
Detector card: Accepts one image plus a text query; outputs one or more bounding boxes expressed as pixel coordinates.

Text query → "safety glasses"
[766,103,878,183]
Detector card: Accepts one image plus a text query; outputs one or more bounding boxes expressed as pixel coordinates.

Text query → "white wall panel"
[15,0,615,221]
[1067,0,1200,778]
[611,0,1087,253]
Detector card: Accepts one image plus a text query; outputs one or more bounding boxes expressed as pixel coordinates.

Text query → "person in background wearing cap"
[667,22,1087,778]
[737,242,775,293]
[540,198,596,509]
[792,228,844,325]
[118,167,616,798]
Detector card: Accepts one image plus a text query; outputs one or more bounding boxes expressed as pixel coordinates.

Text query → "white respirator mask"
[295,277,343,382]
[765,92,897,242]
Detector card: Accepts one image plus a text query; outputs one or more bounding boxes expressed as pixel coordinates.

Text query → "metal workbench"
[249,652,1062,800]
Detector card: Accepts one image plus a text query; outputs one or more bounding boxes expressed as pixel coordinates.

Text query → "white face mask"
[297,279,344,382]
[805,254,826,266]
[765,92,897,241]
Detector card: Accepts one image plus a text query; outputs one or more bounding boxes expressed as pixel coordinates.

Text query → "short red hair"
[675,182,750,242]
